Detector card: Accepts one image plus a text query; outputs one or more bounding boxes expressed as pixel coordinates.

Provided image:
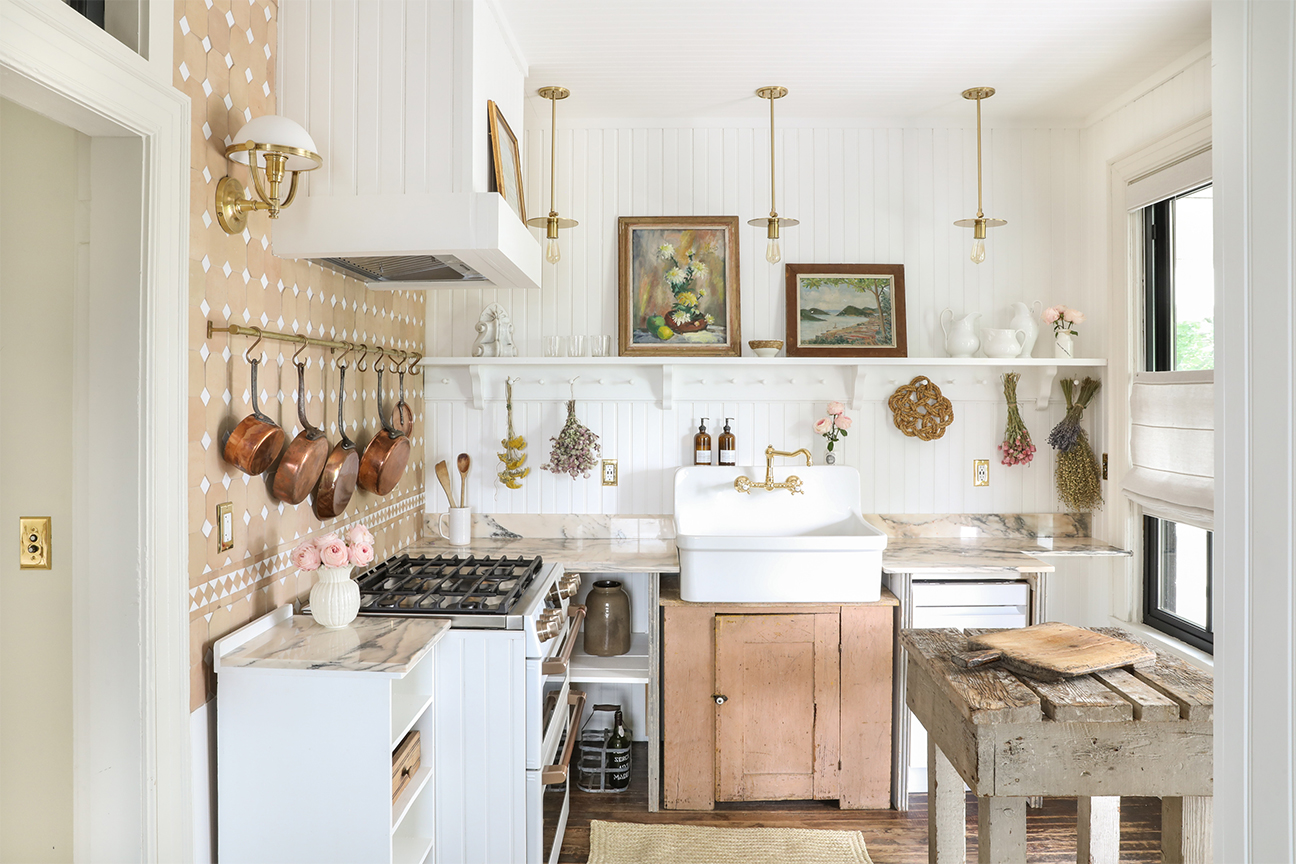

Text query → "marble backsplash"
[421,512,1092,541]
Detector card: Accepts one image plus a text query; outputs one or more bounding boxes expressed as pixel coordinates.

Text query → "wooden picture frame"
[784,263,907,358]
[618,216,741,357]
[487,100,525,222]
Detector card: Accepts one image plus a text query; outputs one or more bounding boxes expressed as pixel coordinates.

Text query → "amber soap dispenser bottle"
[718,417,736,466]
[694,418,712,465]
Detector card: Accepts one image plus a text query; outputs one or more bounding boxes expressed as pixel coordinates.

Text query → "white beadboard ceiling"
[497,0,1210,123]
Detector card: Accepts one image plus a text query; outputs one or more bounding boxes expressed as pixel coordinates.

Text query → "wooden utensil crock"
[358,361,411,495]
[224,332,286,475]
[272,352,330,504]
[314,358,360,519]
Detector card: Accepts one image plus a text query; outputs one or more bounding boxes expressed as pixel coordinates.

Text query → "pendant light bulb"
[526,87,578,259]
[954,87,1005,265]
[766,238,782,264]
[546,237,562,264]
[970,238,985,264]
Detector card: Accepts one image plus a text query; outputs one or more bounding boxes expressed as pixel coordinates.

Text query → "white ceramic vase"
[309,565,359,629]
[1008,301,1043,358]
[1054,330,1075,359]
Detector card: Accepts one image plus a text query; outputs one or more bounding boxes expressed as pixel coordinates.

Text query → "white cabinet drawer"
[911,580,1031,608]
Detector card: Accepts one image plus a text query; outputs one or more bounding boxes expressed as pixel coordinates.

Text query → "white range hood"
[272,0,541,290]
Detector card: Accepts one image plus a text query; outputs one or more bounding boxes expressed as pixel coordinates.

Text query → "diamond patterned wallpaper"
[176,0,427,711]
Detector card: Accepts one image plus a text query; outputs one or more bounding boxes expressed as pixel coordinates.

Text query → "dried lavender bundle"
[541,399,600,479]
[1056,427,1104,511]
[1047,377,1101,453]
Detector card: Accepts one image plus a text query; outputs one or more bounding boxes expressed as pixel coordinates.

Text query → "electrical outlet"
[602,459,618,487]
[216,502,235,552]
[19,517,51,569]
[973,459,990,487]
[1102,453,1109,480]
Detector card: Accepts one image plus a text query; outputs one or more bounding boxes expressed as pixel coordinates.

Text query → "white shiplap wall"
[425,122,1094,515]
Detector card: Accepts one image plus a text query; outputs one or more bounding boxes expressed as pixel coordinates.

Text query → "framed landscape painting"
[618,216,741,357]
[784,263,907,358]
[488,100,525,222]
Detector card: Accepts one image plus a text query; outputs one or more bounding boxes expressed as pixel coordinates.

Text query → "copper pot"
[272,343,330,504]
[223,329,286,475]
[314,353,360,519]
[358,358,411,495]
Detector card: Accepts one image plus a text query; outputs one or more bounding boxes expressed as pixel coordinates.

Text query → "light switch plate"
[601,459,618,487]
[216,502,234,552]
[19,517,51,569]
[973,459,990,487]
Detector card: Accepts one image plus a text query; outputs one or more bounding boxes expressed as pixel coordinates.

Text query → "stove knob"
[536,608,564,643]
[559,573,582,599]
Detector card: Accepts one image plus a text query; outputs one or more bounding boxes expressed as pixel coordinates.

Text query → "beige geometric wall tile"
[179,0,427,711]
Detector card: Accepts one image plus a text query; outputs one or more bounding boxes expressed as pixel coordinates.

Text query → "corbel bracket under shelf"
[1032,365,1059,410]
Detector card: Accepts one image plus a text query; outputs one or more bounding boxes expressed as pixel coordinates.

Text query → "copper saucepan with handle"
[272,338,331,504]
[314,345,361,519]
[223,328,286,475]
[392,353,415,436]
[358,352,411,495]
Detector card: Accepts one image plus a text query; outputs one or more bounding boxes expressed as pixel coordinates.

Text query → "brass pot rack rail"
[206,321,423,373]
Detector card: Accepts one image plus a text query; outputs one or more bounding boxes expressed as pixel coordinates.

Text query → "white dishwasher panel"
[911,581,1031,609]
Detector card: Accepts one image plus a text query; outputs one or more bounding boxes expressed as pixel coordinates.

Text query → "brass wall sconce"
[954,87,1006,264]
[748,86,798,264]
[525,86,578,263]
[216,114,322,234]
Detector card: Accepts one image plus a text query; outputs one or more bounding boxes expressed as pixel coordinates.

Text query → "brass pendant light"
[748,86,798,264]
[953,87,1006,264]
[525,87,578,263]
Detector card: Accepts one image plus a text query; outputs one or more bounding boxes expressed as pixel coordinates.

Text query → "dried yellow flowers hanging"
[497,378,529,489]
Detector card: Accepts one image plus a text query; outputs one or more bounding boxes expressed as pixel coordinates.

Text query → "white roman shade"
[1125,147,1212,212]
[1123,370,1214,530]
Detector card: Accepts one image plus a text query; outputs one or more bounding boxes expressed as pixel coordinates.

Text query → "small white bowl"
[749,340,783,358]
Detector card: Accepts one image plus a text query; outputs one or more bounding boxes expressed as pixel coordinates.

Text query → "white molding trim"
[1084,40,1212,129]
[1103,114,1211,628]
[0,0,191,860]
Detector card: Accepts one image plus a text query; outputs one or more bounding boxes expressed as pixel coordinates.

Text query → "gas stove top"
[354,553,545,615]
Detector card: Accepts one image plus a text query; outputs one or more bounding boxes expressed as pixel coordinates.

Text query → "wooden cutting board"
[951,622,1156,682]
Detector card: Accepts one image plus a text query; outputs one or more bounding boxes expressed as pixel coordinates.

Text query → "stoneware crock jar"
[584,580,631,656]
[309,565,360,629]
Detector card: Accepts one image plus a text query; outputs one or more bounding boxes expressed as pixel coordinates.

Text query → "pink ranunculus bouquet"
[290,523,375,573]
[1043,305,1084,336]
[813,402,852,459]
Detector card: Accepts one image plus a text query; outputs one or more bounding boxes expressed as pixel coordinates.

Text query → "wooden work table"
[902,626,1214,864]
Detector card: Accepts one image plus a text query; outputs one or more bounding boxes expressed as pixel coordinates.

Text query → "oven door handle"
[541,689,586,786]
[541,604,586,676]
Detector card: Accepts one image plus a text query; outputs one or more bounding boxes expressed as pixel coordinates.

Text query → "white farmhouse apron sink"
[673,466,887,603]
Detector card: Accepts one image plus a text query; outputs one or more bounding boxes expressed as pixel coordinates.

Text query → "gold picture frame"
[617,216,741,357]
[488,100,525,222]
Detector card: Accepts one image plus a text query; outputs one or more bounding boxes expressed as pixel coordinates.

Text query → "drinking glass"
[567,336,586,357]
[589,335,613,357]
[545,336,563,357]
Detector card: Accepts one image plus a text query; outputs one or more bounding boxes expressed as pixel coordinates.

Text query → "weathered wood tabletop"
[902,626,1214,864]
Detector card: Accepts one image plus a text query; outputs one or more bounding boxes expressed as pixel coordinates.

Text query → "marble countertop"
[406,537,681,573]
[218,614,450,677]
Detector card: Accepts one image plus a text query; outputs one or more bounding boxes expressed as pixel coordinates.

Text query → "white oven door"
[527,605,585,770]
[526,688,584,864]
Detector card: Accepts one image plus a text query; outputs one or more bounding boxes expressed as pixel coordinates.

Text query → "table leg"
[977,796,1027,864]
[1077,796,1120,864]
[1162,796,1212,863]
[928,737,966,864]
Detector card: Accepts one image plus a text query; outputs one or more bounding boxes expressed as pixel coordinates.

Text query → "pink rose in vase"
[349,542,375,568]
[836,415,853,431]
[318,539,350,569]
[316,532,342,548]
[346,523,374,546]
[813,417,832,435]
[826,401,845,416]
[291,541,322,572]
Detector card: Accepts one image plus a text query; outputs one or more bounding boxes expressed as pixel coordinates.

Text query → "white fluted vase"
[309,565,359,629]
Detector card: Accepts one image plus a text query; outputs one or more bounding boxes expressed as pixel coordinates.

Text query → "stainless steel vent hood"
[271,0,541,290]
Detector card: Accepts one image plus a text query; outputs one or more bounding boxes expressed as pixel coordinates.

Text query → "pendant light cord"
[769,93,777,218]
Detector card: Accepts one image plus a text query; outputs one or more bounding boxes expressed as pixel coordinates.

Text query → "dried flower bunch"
[541,399,600,479]
[1042,305,1086,336]
[497,379,530,490]
[813,401,853,452]
[1048,377,1103,511]
[291,524,375,571]
[999,372,1036,466]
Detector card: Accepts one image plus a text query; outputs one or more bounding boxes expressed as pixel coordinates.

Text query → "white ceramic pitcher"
[981,328,1027,359]
[1009,301,1043,359]
[941,309,982,358]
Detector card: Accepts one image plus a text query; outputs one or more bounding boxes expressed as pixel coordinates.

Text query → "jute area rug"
[585,820,874,864]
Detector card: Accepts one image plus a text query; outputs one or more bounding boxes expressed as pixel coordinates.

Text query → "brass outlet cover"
[973,459,990,487]
[216,502,235,552]
[19,517,51,569]
[601,459,618,487]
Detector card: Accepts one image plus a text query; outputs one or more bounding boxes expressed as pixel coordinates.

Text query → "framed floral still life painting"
[618,216,741,357]
[784,263,907,358]
[488,100,525,222]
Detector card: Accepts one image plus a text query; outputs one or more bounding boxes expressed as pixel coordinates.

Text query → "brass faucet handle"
[734,476,753,494]
[785,475,804,495]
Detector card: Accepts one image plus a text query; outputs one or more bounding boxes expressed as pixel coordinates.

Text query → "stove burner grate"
[354,553,543,615]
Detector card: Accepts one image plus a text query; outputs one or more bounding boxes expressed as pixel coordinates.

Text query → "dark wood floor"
[548,744,1164,863]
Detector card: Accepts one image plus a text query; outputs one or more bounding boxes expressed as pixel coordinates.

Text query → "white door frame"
[1,1,190,860]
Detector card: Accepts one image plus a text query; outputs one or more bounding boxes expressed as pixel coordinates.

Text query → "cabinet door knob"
[713,694,727,705]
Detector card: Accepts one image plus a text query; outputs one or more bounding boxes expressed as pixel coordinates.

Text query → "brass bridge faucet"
[734,445,813,494]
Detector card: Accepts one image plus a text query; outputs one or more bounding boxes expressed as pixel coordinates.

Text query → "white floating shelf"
[419,356,1107,412]
[569,632,651,684]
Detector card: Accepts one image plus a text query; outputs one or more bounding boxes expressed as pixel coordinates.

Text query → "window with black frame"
[1140,185,1213,652]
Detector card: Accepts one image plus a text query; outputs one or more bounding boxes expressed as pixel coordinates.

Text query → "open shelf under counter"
[419,355,1107,411]
[569,632,650,685]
